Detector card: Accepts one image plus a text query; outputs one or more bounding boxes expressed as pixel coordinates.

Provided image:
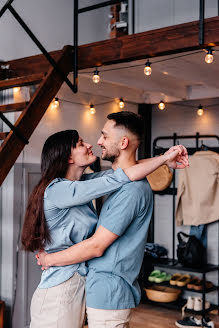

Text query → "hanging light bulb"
[144,60,152,76]
[13,86,20,93]
[119,98,125,109]
[205,48,214,64]
[90,104,96,115]
[197,104,204,116]
[92,68,100,83]
[158,100,165,110]
[53,97,59,108]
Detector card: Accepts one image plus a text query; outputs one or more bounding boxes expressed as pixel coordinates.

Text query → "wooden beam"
[0,102,28,113]
[78,16,219,68]
[6,17,219,76]
[0,132,9,140]
[0,46,73,186]
[0,73,44,90]
[7,49,66,77]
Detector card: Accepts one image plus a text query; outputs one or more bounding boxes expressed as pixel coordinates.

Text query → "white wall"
[133,0,218,33]
[0,0,109,61]
[152,102,219,304]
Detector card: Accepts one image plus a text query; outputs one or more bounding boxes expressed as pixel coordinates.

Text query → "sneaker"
[176,316,214,328]
[187,296,195,310]
[202,318,215,328]
[193,297,210,311]
[176,316,202,327]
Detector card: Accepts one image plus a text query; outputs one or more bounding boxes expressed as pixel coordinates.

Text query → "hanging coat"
[176,151,219,226]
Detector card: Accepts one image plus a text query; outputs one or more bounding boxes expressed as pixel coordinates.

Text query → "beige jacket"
[176,151,219,226]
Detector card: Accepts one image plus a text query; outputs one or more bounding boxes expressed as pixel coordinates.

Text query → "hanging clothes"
[176,151,219,226]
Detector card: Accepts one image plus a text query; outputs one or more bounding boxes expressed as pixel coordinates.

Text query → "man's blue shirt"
[86,178,153,309]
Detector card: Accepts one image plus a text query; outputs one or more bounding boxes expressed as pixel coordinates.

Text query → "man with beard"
[38,111,188,327]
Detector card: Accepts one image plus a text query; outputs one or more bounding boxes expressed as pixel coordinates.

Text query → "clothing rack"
[152,132,219,261]
[148,132,219,319]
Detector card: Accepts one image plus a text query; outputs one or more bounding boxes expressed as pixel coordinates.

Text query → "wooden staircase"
[0,45,73,186]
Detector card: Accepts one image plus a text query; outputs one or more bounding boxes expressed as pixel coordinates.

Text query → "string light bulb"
[197,104,204,116]
[144,60,152,76]
[90,104,96,115]
[205,48,214,64]
[92,68,100,83]
[13,86,20,93]
[119,98,125,109]
[53,97,59,108]
[158,100,165,110]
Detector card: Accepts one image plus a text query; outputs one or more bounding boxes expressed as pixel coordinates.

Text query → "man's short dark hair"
[107,111,144,140]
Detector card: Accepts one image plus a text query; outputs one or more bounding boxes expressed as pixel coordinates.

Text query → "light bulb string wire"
[79,50,204,74]
[55,96,219,111]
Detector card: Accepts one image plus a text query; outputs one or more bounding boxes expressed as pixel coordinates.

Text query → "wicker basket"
[144,285,181,303]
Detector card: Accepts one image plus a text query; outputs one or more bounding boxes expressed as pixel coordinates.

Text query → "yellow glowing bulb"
[158,101,165,110]
[92,68,100,83]
[90,105,96,115]
[119,98,125,109]
[197,105,204,116]
[144,60,152,76]
[53,97,59,108]
[13,87,20,93]
[205,48,214,63]
[205,53,213,64]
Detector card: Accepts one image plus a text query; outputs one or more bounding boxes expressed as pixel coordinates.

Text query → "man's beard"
[102,153,116,163]
[101,147,120,163]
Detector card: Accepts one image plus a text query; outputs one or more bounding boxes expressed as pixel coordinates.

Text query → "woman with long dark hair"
[22,129,187,328]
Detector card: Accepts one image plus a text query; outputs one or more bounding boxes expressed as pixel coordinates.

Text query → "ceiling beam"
[78,16,219,68]
[6,16,219,76]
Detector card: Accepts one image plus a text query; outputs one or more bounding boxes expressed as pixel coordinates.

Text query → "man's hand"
[35,251,49,271]
[164,145,189,169]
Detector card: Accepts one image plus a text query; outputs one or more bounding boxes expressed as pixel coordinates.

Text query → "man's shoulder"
[123,178,151,192]
[113,178,152,199]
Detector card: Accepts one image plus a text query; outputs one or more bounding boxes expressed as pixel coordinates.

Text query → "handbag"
[177,232,206,267]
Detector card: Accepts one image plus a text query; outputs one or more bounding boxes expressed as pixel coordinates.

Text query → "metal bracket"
[0,112,28,144]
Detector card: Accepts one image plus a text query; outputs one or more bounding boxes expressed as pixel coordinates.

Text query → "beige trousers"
[30,272,86,328]
[86,307,132,328]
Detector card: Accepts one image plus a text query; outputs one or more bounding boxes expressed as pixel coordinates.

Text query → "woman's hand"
[164,145,189,169]
[35,251,49,270]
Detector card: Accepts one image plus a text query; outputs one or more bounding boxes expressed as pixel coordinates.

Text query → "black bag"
[177,232,206,267]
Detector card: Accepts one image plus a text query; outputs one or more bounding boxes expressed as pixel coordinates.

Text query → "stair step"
[0,73,44,90]
[0,102,28,113]
[0,132,9,140]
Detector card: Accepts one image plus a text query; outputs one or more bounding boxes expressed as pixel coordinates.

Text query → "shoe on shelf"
[177,274,191,287]
[193,280,214,291]
[170,273,182,286]
[176,316,214,328]
[186,296,195,310]
[187,277,201,289]
[176,316,203,327]
[193,297,210,311]
[148,270,161,282]
[154,271,172,283]
[202,317,215,328]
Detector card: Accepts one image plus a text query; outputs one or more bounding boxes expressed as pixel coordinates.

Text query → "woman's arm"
[124,145,189,181]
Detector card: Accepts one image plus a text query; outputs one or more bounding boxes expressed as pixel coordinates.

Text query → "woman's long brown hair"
[21,130,79,252]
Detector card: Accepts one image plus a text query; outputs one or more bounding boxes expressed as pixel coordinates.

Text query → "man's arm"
[37,226,118,267]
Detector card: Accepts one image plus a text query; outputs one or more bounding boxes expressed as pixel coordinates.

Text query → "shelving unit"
[142,133,219,320]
